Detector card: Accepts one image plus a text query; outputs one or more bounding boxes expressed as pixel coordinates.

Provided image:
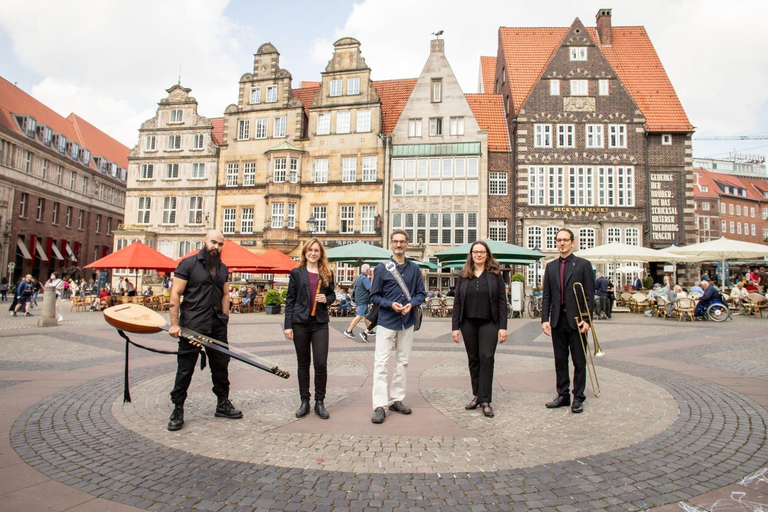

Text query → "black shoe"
[25,312,33,317]
[314,401,330,419]
[465,396,480,410]
[545,395,571,408]
[343,330,355,339]
[388,401,412,415]
[358,331,369,343]
[295,400,310,418]
[481,403,495,418]
[167,404,184,431]
[215,399,243,419]
[571,400,584,413]
[371,407,386,423]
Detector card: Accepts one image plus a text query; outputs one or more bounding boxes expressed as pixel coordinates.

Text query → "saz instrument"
[573,282,604,398]
[104,303,290,379]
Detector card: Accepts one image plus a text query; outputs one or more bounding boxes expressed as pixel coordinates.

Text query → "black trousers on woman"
[292,317,329,401]
[460,317,498,403]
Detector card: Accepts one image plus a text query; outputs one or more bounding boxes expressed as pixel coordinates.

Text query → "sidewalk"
[0,304,766,510]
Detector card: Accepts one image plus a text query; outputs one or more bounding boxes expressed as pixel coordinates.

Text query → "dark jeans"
[551,310,587,402]
[460,317,499,403]
[170,315,230,405]
[292,317,329,401]
[595,296,608,318]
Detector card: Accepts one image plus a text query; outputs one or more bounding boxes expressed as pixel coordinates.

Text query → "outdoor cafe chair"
[427,297,443,317]
[442,297,455,317]
[676,297,696,322]
[655,296,672,320]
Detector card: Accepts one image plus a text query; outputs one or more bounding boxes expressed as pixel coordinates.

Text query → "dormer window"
[569,47,588,61]
[330,79,342,97]
[79,148,90,165]
[15,115,37,137]
[36,125,52,146]
[67,141,79,160]
[169,109,183,124]
[53,133,67,154]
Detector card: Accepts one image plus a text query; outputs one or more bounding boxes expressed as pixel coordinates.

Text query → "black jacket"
[283,267,336,329]
[451,271,508,331]
[541,254,595,330]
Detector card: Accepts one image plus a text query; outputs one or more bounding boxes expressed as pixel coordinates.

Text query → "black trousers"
[170,316,230,405]
[551,310,587,402]
[460,317,499,403]
[292,318,329,401]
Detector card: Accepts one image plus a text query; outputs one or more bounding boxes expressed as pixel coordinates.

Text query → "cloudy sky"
[1,0,766,161]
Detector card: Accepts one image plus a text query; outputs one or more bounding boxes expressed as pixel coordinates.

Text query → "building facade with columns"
[117,84,221,276]
[0,76,128,284]
[484,9,694,286]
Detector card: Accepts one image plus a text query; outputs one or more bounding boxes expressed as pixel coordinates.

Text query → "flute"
[310,277,323,316]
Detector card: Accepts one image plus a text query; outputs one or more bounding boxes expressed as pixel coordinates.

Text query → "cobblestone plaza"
[1,304,766,511]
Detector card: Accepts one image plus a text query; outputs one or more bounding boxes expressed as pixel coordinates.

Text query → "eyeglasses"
[555,238,573,243]
[472,251,487,255]
[391,240,408,245]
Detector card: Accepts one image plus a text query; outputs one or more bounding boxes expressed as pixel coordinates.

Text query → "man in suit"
[541,228,595,414]
[632,274,643,291]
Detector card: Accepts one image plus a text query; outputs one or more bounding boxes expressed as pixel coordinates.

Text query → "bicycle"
[526,295,542,319]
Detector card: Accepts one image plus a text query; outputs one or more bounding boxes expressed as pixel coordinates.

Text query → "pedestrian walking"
[343,264,373,341]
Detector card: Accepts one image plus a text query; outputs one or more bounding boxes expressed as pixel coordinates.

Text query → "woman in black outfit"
[284,238,336,419]
[451,241,508,417]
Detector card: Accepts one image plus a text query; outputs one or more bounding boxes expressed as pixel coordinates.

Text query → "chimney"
[595,8,612,46]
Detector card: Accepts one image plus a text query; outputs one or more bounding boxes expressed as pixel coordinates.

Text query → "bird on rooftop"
[432,30,444,38]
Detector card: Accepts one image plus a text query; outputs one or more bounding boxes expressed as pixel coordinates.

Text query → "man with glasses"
[368,229,426,424]
[541,228,595,414]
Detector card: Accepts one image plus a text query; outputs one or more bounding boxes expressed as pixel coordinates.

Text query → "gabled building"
[692,168,721,242]
[0,76,128,282]
[388,39,502,262]
[484,9,694,284]
[118,85,221,270]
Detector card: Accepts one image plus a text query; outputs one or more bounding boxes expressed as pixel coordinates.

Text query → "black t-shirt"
[174,252,228,333]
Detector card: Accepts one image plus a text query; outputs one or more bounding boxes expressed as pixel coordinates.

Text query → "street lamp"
[306,216,317,235]
[532,246,540,287]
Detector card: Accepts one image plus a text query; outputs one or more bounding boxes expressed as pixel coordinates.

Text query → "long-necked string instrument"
[573,282,603,398]
[310,276,323,316]
[104,304,290,402]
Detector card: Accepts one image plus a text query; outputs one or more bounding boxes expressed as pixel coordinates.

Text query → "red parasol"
[176,240,275,272]
[257,248,298,274]
[85,242,178,272]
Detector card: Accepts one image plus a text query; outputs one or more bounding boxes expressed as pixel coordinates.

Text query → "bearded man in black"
[167,230,242,431]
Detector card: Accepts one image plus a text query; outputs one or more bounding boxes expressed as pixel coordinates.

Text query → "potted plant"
[264,289,283,315]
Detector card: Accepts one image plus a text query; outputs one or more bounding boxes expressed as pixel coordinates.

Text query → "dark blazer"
[283,267,336,329]
[541,254,595,330]
[451,271,508,331]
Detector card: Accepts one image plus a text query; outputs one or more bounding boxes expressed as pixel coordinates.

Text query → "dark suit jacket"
[541,254,595,330]
[451,271,508,331]
[283,267,336,329]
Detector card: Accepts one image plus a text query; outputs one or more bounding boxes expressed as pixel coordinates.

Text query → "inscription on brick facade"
[650,172,679,241]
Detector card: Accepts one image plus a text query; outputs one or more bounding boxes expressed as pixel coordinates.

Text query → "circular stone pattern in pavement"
[11,350,768,510]
[113,351,678,474]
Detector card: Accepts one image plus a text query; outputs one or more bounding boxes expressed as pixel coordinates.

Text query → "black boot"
[314,401,330,420]
[167,404,184,431]
[296,400,310,418]
[215,399,243,419]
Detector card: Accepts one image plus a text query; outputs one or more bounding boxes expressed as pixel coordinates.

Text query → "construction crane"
[694,135,768,140]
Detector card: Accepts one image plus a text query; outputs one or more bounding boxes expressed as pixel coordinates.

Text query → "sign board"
[649,172,680,243]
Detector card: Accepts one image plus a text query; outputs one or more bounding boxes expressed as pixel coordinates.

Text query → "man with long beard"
[167,230,243,431]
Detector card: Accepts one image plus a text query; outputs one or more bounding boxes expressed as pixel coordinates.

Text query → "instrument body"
[573,282,603,397]
[103,304,290,379]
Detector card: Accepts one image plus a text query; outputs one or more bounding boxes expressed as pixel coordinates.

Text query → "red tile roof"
[737,176,768,200]
[372,78,417,135]
[695,167,763,201]
[290,86,320,118]
[0,76,129,172]
[210,117,224,145]
[479,56,497,93]
[498,24,693,132]
[693,168,719,199]
[465,93,510,152]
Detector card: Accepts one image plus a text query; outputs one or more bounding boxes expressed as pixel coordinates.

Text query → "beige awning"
[65,243,77,262]
[34,239,49,262]
[50,243,64,261]
[16,238,32,260]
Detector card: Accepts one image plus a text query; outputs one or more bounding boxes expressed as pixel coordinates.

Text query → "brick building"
[0,76,128,284]
[483,9,694,285]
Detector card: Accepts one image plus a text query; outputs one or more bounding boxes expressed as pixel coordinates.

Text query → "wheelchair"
[695,294,732,322]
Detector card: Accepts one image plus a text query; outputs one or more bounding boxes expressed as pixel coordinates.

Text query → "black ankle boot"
[167,404,184,431]
[314,401,330,419]
[215,399,243,419]
[296,400,310,418]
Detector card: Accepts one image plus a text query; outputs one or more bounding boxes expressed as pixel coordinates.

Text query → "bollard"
[38,284,58,327]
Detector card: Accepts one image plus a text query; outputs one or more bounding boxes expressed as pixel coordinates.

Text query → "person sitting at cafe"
[731,281,749,312]
[90,285,112,311]
[242,286,257,308]
[695,280,720,318]
[745,280,759,292]
[690,281,705,295]
[446,286,456,297]
[143,286,154,296]
[428,289,443,299]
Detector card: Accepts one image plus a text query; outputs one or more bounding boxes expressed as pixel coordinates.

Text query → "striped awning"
[51,243,64,261]
[66,243,78,262]
[34,239,49,262]
[16,238,32,260]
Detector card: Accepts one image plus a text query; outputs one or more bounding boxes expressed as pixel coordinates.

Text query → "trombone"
[573,282,604,398]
